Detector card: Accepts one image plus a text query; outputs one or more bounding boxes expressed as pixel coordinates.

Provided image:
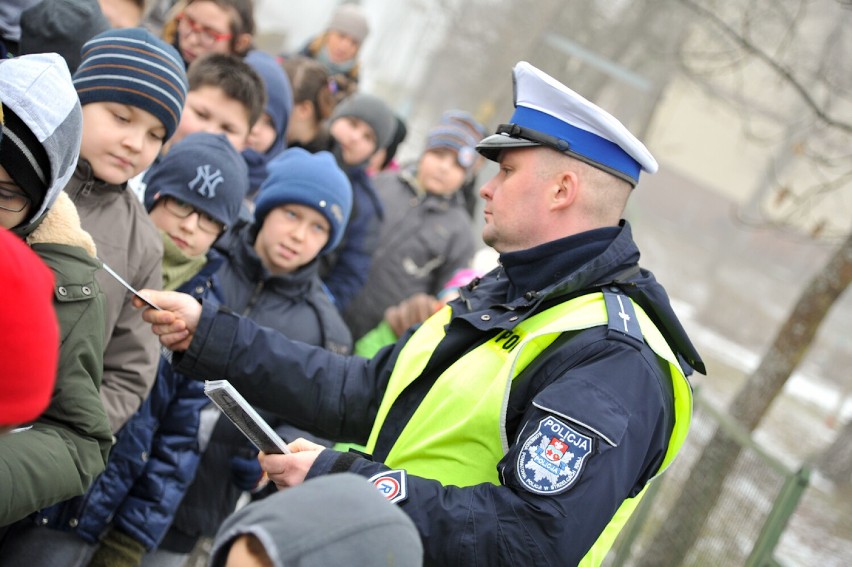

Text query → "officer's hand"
[259,437,326,490]
[133,289,201,351]
[385,293,441,337]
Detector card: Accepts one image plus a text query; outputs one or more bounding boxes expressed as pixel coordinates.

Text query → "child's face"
[253,204,330,274]
[149,196,222,257]
[0,166,32,229]
[170,86,251,152]
[80,102,165,185]
[285,101,320,145]
[326,30,360,64]
[224,535,268,567]
[245,112,277,154]
[330,116,377,165]
[177,1,236,65]
[97,0,142,28]
[417,148,467,196]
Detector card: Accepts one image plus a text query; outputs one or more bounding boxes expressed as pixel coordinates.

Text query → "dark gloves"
[230,453,264,492]
[88,528,146,567]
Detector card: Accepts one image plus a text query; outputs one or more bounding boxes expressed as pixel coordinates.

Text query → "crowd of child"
[0,2,486,566]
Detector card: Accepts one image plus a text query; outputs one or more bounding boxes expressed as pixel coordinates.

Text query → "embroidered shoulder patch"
[516,416,594,494]
[369,469,408,504]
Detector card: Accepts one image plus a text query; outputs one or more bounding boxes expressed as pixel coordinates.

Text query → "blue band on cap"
[510,106,641,183]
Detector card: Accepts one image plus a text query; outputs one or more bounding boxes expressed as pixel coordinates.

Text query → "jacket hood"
[0,53,82,235]
[209,473,422,567]
[244,50,292,159]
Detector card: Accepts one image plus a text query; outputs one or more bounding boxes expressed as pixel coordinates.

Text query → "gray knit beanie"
[330,92,396,149]
[327,3,369,44]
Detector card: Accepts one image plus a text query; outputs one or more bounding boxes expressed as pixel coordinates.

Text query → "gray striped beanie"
[73,27,188,141]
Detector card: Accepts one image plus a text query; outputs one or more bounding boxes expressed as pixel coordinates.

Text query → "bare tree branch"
[679,0,852,134]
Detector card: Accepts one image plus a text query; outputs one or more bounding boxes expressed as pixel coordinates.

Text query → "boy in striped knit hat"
[64,27,188,436]
[342,116,481,340]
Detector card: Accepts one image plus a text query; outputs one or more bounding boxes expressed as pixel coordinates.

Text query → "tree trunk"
[815,418,852,487]
[636,229,852,567]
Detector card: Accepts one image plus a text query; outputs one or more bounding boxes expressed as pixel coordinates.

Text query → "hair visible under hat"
[0,104,51,215]
[73,27,188,141]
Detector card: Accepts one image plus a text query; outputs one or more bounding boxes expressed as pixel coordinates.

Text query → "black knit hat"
[0,104,51,212]
[19,0,110,74]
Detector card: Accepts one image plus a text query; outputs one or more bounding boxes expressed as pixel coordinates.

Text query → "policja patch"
[517,416,593,494]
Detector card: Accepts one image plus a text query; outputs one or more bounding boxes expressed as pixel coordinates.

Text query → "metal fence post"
[608,478,665,567]
[744,466,812,567]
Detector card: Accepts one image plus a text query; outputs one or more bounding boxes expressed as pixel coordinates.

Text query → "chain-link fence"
[605,391,814,567]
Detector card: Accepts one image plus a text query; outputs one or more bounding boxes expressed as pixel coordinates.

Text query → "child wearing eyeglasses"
[142,147,354,566]
[0,53,113,543]
[162,0,255,68]
[5,132,251,567]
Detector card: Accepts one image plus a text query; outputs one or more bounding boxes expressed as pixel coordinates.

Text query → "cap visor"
[476,134,541,162]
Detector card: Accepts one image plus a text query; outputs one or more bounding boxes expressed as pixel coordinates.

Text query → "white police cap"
[477,61,658,186]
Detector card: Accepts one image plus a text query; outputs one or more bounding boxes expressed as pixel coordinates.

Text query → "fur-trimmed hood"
[27,191,97,258]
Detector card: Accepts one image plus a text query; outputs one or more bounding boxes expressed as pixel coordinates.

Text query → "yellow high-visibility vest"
[365,291,693,565]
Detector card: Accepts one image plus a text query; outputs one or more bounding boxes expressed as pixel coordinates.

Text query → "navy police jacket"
[173,221,702,566]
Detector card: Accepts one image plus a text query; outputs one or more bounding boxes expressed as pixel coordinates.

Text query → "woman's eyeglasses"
[176,12,233,48]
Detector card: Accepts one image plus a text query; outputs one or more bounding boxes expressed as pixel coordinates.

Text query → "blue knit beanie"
[146,132,248,229]
[73,27,188,141]
[254,148,352,254]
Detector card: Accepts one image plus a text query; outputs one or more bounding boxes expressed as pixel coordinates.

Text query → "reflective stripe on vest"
[365,291,692,565]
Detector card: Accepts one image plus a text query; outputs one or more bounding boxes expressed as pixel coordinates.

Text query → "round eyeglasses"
[162,196,226,234]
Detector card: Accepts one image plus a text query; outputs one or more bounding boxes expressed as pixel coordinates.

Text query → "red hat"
[0,228,59,426]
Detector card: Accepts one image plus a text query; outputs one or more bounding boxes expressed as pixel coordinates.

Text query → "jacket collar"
[67,159,125,198]
[459,221,640,319]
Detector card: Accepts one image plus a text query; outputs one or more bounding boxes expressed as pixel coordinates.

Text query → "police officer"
[139,61,704,566]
